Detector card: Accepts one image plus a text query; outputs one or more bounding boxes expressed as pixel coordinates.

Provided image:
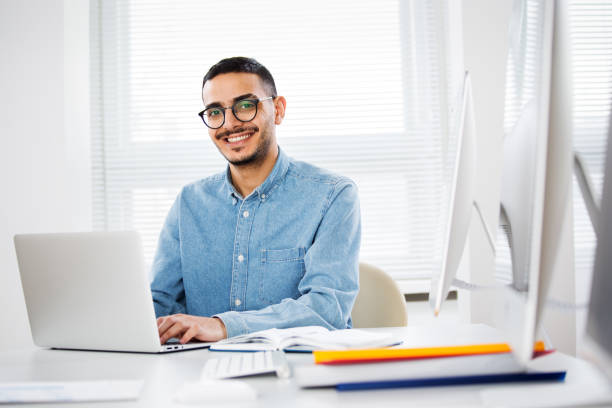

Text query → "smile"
[223,130,255,145]
[227,133,251,143]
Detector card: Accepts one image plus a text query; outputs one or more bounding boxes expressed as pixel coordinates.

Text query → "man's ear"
[274,96,287,125]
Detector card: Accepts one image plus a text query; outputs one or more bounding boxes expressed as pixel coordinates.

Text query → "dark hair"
[202,57,277,97]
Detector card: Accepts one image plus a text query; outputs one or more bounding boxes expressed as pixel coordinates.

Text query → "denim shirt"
[150,148,361,338]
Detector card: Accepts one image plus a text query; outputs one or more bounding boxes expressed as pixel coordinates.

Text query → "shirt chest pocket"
[259,247,306,304]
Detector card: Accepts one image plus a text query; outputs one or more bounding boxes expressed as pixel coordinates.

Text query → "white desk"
[1,324,611,407]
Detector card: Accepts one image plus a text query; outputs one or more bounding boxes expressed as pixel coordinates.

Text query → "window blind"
[499,0,548,283]
[568,0,612,336]
[90,0,462,284]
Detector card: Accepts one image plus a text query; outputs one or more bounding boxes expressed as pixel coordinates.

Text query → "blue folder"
[336,371,567,391]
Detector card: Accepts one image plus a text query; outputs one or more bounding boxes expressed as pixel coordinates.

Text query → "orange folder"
[313,341,547,365]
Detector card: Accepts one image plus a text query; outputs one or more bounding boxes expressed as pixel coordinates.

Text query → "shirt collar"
[224,147,290,201]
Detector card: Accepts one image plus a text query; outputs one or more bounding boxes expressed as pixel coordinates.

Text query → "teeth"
[227,134,251,143]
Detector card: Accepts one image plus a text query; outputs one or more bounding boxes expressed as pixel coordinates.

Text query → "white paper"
[0,380,143,404]
[212,326,396,351]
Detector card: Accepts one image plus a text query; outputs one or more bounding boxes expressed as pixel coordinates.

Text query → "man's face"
[202,72,279,167]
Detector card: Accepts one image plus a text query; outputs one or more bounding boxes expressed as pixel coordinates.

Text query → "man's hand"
[157,314,227,344]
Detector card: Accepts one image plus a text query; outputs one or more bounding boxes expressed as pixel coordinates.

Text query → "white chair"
[351,262,408,328]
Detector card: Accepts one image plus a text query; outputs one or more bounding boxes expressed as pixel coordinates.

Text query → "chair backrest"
[351,262,408,328]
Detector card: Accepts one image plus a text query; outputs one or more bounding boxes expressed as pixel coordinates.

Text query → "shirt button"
[232,198,237,205]
[238,254,244,262]
[243,210,249,218]
[261,194,266,200]
[235,299,241,306]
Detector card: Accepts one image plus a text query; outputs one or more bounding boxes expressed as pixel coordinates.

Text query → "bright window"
[90,0,463,285]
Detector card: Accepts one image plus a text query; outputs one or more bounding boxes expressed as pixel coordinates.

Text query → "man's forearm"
[215,289,357,338]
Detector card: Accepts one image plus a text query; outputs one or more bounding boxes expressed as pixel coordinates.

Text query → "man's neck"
[229,148,279,198]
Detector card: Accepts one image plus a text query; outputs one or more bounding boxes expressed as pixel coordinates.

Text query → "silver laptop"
[14,231,212,353]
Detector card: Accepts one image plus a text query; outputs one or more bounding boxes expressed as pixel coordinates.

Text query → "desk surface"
[1,324,611,408]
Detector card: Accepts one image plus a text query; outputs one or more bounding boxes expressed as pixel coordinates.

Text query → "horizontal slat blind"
[568,0,612,337]
[499,0,547,283]
[91,0,461,281]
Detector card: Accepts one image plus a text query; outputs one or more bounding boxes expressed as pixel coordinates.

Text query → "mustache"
[216,125,259,140]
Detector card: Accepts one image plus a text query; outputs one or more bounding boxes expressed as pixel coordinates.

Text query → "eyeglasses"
[198,96,275,129]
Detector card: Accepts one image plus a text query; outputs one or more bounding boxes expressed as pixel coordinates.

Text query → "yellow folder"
[313,341,546,365]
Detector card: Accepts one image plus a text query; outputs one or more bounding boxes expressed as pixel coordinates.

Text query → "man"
[152,57,361,344]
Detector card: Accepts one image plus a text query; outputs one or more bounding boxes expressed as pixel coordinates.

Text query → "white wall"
[0,0,91,349]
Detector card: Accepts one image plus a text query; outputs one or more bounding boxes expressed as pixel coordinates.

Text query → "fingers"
[180,325,200,344]
[160,322,185,345]
[156,314,226,344]
[158,314,188,344]
[157,315,178,337]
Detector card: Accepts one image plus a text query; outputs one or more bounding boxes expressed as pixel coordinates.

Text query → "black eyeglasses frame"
[197,96,275,129]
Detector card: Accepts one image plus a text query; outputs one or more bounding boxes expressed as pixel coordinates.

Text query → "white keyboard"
[202,351,291,379]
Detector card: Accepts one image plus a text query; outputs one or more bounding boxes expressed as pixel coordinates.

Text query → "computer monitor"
[494,0,574,365]
[582,110,612,382]
[429,71,496,316]
[431,1,574,367]
[428,71,476,316]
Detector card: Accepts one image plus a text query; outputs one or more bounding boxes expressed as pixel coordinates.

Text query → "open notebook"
[209,326,399,352]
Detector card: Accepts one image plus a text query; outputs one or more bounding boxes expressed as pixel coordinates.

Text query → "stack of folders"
[293,342,566,390]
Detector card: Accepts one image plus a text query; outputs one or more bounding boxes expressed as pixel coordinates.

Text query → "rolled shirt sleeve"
[150,196,187,317]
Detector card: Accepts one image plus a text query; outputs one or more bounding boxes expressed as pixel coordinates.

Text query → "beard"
[216,124,274,168]
[228,132,272,167]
